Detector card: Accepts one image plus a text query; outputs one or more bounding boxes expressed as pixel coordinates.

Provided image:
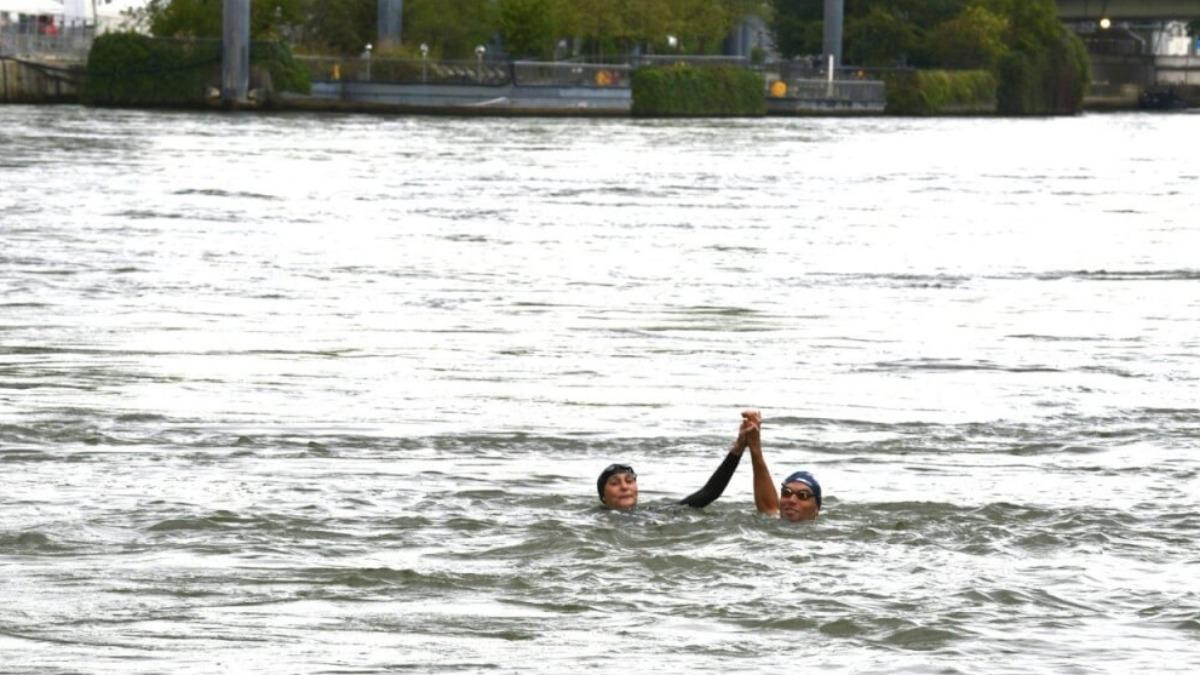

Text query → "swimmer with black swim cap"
[596,413,758,511]
[597,463,638,510]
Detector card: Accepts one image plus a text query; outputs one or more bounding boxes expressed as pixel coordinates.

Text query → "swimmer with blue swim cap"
[743,410,822,521]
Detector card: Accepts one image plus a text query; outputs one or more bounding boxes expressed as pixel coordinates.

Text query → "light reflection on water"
[1,106,1199,672]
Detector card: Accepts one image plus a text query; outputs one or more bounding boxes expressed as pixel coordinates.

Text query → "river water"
[1,106,1198,673]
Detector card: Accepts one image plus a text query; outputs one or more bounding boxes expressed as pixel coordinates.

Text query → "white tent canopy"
[0,0,64,14]
[0,0,147,18]
[62,0,84,22]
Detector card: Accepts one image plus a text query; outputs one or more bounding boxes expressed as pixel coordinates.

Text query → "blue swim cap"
[597,463,636,502]
[783,470,822,509]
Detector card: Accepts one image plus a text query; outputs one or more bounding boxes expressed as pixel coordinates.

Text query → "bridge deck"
[1058,0,1200,21]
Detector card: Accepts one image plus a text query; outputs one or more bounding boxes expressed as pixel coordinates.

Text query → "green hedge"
[83,32,309,107]
[632,64,765,117]
[885,69,997,115]
[83,33,219,106]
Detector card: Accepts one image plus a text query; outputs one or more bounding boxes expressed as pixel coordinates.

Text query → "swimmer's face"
[779,481,819,522]
[603,472,638,510]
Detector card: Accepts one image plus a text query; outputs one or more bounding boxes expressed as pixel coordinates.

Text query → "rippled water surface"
[2,106,1199,673]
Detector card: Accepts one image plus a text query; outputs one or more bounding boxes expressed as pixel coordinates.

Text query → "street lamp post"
[475,44,486,83]
[363,42,372,81]
[420,42,428,83]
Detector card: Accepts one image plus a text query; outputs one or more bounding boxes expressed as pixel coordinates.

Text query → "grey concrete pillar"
[222,0,250,105]
[823,0,843,70]
[378,0,404,49]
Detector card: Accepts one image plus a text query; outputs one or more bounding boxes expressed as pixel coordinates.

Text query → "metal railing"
[0,27,94,61]
[297,56,635,89]
[297,55,512,86]
[511,60,630,88]
[633,54,749,67]
[773,78,887,104]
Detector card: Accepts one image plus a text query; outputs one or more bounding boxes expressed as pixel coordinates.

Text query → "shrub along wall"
[885,69,996,115]
[83,32,309,107]
[632,64,764,117]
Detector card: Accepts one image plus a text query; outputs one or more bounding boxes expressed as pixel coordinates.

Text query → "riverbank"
[3,54,1194,115]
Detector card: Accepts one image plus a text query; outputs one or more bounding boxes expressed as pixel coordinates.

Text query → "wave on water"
[810,272,973,288]
[1034,269,1200,282]
[108,209,188,220]
[862,358,1063,374]
[0,531,70,554]
[171,188,281,201]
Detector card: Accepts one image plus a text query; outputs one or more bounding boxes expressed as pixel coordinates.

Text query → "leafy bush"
[885,69,997,115]
[83,32,220,106]
[990,0,1090,114]
[996,27,1089,115]
[84,32,309,107]
[632,63,764,117]
[250,40,311,95]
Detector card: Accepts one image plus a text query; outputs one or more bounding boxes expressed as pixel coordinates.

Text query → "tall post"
[822,0,843,71]
[222,0,250,106]
[378,0,404,50]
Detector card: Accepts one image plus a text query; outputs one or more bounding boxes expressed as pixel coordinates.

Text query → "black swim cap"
[597,463,636,502]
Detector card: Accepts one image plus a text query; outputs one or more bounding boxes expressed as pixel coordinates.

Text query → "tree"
[143,0,305,40]
[666,0,731,53]
[496,0,572,58]
[924,4,1009,69]
[987,0,1089,114]
[844,5,917,67]
[403,0,494,58]
[769,0,820,58]
[298,0,376,55]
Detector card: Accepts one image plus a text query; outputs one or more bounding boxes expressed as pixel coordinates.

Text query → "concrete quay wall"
[291,80,632,115]
[0,57,82,103]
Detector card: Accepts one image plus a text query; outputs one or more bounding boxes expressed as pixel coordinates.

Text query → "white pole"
[826,53,834,97]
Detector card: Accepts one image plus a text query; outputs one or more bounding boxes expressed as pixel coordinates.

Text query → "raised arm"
[678,415,753,508]
[746,410,779,516]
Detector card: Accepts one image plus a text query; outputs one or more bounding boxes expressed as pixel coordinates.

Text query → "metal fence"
[0,27,94,61]
[297,56,635,89]
[297,56,512,86]
[511,61,630,88]
[773,78,887,104]
[296,52,779,88]
[632,54,749,67]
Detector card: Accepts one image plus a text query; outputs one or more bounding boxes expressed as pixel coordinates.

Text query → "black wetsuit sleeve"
[678,450,742,508]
